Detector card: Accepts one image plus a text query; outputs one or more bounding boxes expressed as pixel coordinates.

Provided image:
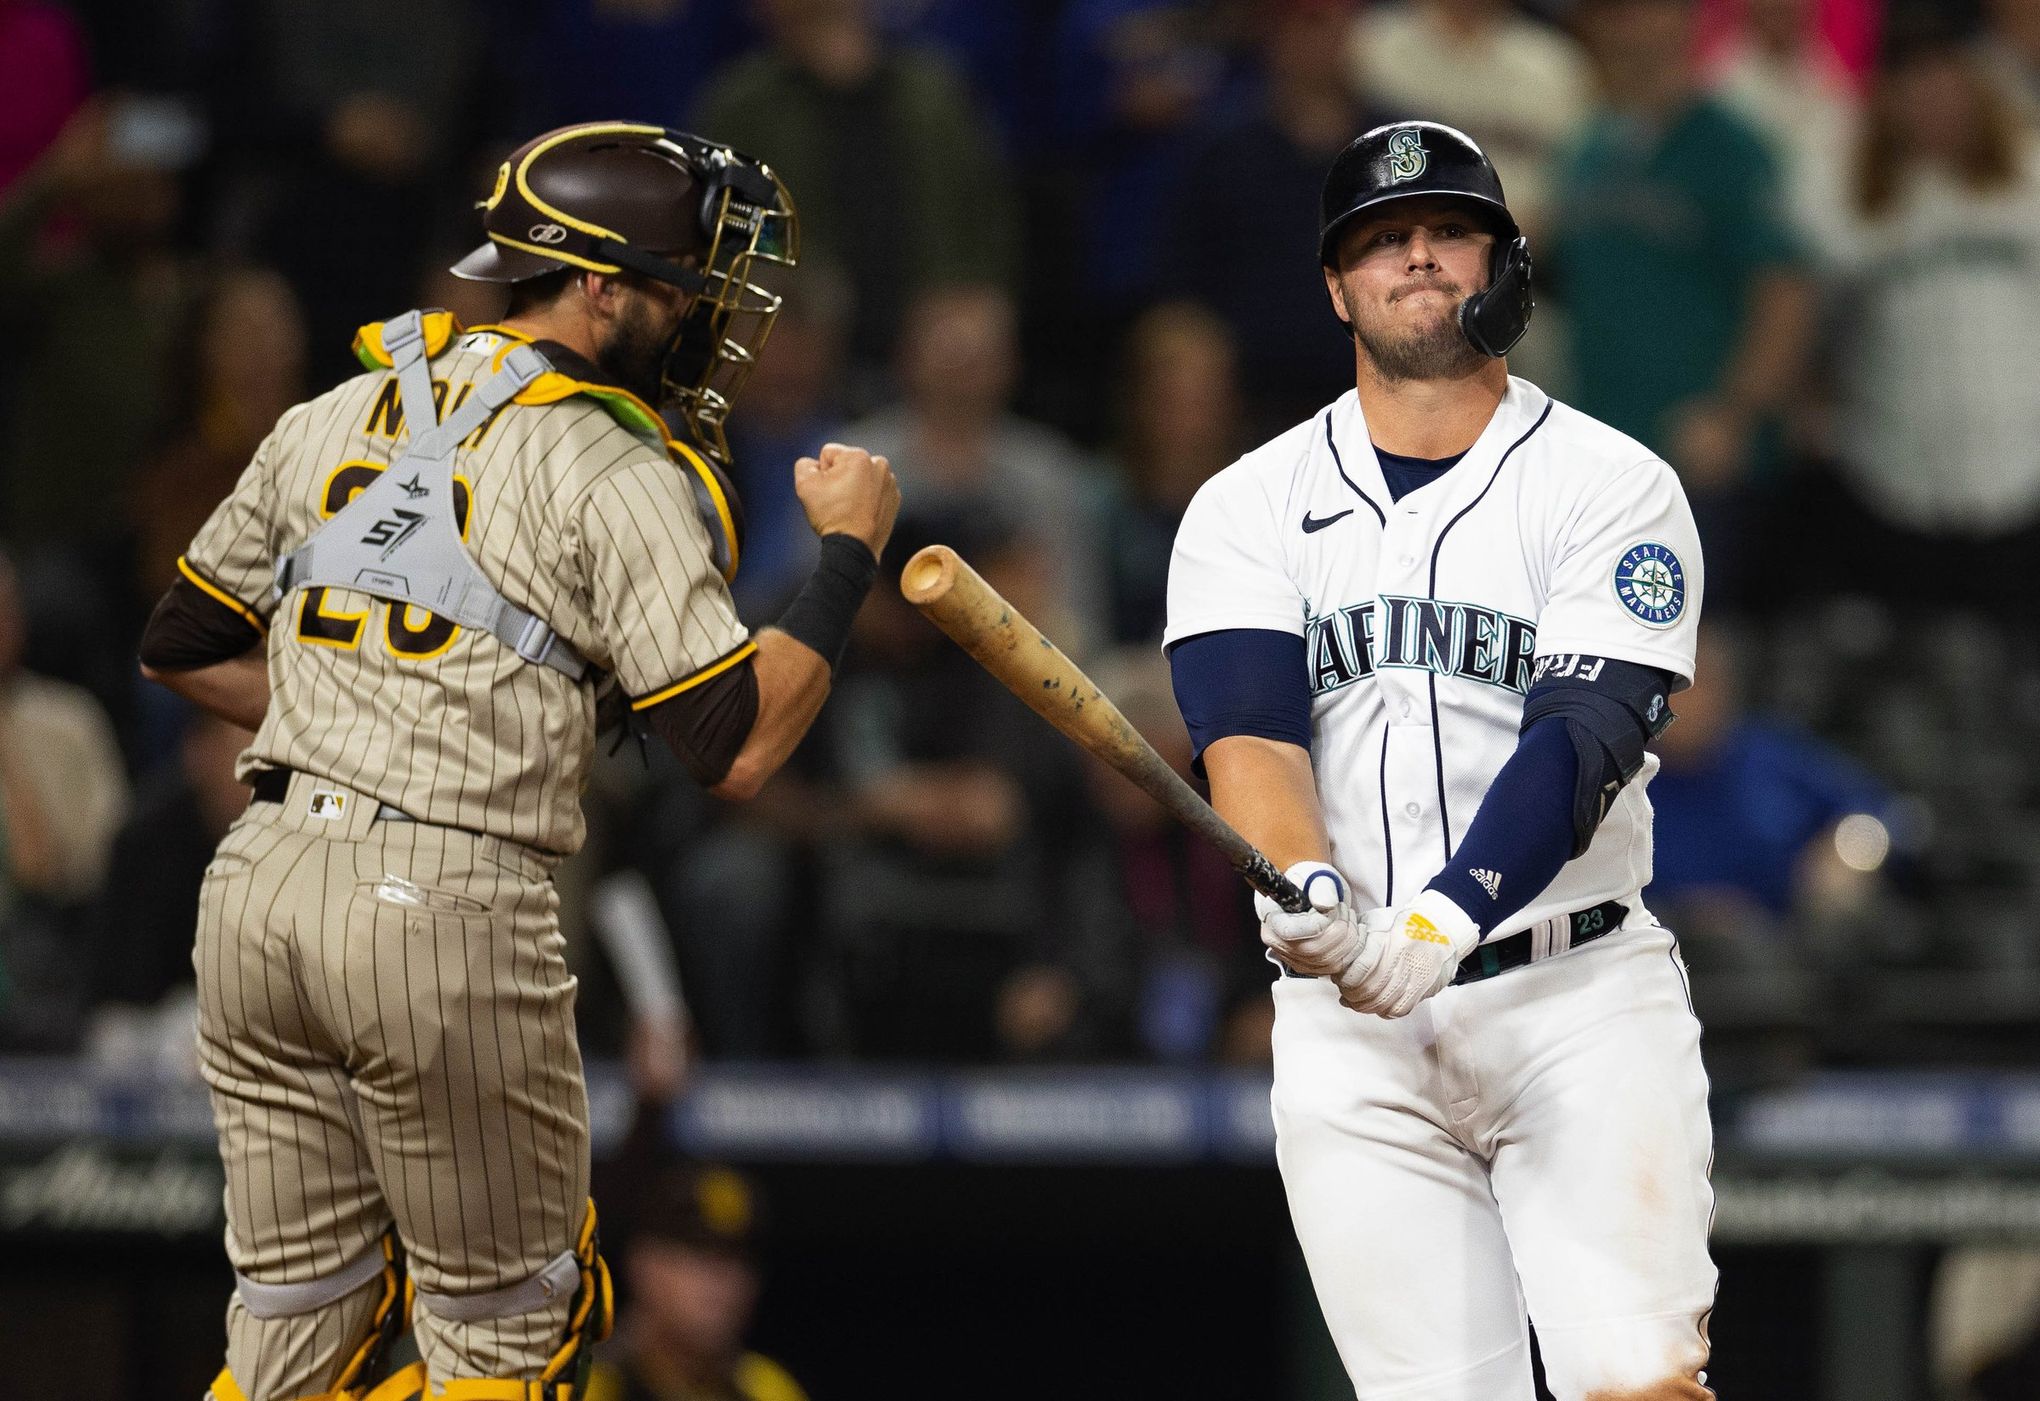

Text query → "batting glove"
[1254,861,1381,988]
[1338,887,1481,1019]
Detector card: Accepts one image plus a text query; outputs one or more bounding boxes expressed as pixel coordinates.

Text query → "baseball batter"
[138,123,898,1401]
[1165,122,1715,1399]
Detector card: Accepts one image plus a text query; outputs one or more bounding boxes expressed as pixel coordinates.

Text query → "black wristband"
[777,533,879,672]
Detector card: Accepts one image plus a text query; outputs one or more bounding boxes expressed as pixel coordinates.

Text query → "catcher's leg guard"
[419,1200,615,1401]
[209,1231,422,1401]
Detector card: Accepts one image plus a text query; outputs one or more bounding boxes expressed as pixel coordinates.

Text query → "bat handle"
[1240,851,1311,915]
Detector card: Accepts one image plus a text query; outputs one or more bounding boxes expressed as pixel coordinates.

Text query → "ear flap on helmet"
[1458,235,1533,358]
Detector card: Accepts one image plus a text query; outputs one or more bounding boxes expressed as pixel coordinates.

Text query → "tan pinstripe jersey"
[181,325,752,854]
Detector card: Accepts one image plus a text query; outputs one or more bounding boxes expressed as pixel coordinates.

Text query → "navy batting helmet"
[1318,121,1533,358]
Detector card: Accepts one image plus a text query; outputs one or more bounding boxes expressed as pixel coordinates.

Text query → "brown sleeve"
[139,575,264,671]
[641,652,760,787]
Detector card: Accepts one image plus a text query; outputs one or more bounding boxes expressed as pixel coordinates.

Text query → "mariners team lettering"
[1306,596,1538,697]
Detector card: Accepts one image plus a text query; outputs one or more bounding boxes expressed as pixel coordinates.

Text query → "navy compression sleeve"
[1167,629,1312,774]
[1428,657,1676,935]
[1426,716,1578,935]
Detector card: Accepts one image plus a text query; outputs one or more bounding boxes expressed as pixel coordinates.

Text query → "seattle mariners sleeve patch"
[1611,541,1686,628]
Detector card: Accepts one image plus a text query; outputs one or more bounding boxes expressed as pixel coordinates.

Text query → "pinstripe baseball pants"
[196,774,589,1399]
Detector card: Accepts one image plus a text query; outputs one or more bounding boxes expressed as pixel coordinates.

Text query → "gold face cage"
[659,146,799,467]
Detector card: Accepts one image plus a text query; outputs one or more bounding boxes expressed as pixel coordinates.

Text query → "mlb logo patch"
[307,789,348,820]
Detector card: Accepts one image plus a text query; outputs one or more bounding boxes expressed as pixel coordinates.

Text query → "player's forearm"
[141,653,270,731]
[709,533,881,800]
[1424,717,1578,935]
[710,629,831,801]
[1720,269,1814,418]
[1203,735,1331,872]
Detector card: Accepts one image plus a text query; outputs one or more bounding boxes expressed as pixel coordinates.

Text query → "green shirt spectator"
[1550,96,1804,463]
[695,3,1018,375]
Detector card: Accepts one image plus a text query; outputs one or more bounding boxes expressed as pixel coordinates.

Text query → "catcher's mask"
[452,121,799,465]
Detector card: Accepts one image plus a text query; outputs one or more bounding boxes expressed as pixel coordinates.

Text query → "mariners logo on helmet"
[1612,542,1686,628]
[1387,129,1429,183]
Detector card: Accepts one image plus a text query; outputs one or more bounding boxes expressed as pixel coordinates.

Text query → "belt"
[1278,899,1628,987]
[248,767,415,823]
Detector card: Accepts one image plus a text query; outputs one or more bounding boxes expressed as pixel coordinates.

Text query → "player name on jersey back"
[183,330,750,855]
[1165,379,1704,937]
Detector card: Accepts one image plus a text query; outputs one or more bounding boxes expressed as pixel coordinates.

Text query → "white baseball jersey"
[1165,377,1703,927]
[1168,378,1717,1401]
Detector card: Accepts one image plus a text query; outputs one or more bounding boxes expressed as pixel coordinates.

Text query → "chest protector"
[273,310,592,680]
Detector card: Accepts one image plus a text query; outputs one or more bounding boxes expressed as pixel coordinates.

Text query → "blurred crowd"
[3,0,2040,1092]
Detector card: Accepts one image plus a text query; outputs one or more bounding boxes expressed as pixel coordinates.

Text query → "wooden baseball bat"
[899,544,1309,914]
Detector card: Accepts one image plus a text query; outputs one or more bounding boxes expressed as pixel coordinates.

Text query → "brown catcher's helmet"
[452,121,799,464]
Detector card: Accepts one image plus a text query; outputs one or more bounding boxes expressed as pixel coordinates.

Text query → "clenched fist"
[795,442,900,556]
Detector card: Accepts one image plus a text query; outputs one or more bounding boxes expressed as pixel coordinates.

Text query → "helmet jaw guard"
[1458,236,1532,358]
[1318,120,1532,360]
[453,122,800,465]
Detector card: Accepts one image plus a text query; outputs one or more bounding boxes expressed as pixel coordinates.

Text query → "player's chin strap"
[209,1230,426,1401]
[273,309,593,682]
[416,1199,615,1401]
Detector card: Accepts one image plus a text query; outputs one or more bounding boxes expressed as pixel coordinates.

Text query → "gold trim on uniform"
[176,556,268,634]
[670,436,741,580]
[630,639,758,711]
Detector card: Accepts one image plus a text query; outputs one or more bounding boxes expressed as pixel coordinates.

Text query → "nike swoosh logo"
[1301,509,1355,533]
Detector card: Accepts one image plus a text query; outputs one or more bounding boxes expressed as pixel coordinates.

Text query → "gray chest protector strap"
[273,310,591,681]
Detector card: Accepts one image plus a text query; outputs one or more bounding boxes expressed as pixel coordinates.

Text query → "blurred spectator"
[0,548,129,1049]
[0,101,194,551]
[86,710,249,1017]
[1800,18,2040,619]
[722,264,856,616]
[1165,0,1394,435]
[695,0,1018,377]
[590,1161,808,1401]
[513,0,758,134]
[1049,0,1235,315]
[0,0,89,194]
[1553,0,1814,606]
[1101,302,1241,646]
[887,0,1045,156]
[1057,648,1268,1064]
[0,549,128,906]
[1346,0,1592,245]
[1646,628,1894,942]
[130,266,307,609]
[1696,0,1882,83]
[1933,1247,2040,1401]
[1703,0,1860,244]
[807,510,1089,1061]
[845,285,1107,655]
[242,0,479,382]
[1978,0,2040,127]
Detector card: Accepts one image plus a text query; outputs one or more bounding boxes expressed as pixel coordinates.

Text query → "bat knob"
[900,545,960,605]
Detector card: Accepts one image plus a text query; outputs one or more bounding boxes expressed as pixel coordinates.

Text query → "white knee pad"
[217,1232,422,1401]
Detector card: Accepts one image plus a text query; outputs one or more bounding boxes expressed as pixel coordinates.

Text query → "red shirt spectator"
[0,0,89,194]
